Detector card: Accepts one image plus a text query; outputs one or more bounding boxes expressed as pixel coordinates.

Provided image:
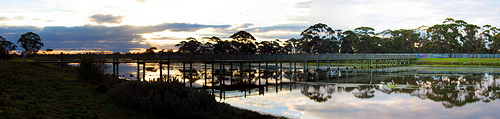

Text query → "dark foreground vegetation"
[0,61,280,118]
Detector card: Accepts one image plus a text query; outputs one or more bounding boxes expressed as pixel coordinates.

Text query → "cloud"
[136,0,151,3]
[13,16,26,20]
[0,17,10,21]
[247,23,309,33]
[88,14,124,24]
[0,23,232,52]
[295,1,312,8]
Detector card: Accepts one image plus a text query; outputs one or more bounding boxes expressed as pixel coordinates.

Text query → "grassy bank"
[413,58,500,66]
[0,62,280,118]
[0,62,150,118]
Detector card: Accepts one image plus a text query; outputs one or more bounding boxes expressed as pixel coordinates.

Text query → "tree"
[18,32,44,55]
[353,26,376,53]
[257,39,285,54]
[0,36,16,55]
[427,18,462,57]
[229,31,257,54]
[229,30,256,43]
[482,25,500,54]
[284,38,303,54]
[300,23,339,54]
[175,37,203,54]
[340,30,355,53]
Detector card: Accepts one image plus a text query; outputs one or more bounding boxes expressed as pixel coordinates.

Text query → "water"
[105,63,500,118]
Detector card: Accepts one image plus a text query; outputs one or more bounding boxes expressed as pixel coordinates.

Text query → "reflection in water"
[107,63,500,118]
[216,73,500,118]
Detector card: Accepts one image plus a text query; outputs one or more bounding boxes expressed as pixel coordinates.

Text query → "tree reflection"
[300,84,337,102]
[352,85,376,99]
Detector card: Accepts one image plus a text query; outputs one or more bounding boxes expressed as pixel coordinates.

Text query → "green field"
[414,58,500,66]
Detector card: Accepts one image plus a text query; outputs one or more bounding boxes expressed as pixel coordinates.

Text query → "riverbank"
[0,62,281,118]
[413,58,500,66]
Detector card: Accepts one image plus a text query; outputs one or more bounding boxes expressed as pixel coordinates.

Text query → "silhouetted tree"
[257,39,285,54]
[0,36,16,55]
[284,38,302,54]
[229,30,256,43]
[229,30,257,54]
[17,32,44,55]
[175,37,203,54]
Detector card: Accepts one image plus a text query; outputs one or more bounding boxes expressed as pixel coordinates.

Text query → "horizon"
[1,0,500,53]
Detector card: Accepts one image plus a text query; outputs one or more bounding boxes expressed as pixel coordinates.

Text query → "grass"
[0,62,150,118]
[0,62,281,118]
[413,58,500,66]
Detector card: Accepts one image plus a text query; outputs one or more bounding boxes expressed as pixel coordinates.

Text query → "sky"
[1,0,500,53]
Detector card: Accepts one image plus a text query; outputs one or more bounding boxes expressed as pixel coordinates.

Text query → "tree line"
[0,32,44,55]
[175,18,500,56]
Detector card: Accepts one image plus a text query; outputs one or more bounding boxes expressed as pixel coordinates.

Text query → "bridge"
[34,53,417,82]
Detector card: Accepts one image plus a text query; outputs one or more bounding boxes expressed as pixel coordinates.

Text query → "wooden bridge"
[34,53,417,82]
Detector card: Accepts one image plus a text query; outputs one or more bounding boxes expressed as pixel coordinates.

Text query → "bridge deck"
[35,54,417,63]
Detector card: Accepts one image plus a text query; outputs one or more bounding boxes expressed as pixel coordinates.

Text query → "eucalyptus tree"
[284,38,303,54]
[0,36,16,55]
[415,26,432,53]
[427,18,462,57]
[353,26,376,53]
[229,30,257,54]
[462,24,482,54]
[340,30,355,53]
[257,39,285,54]
[175,37,203,54]
[203,36,235,54]
[229,30,256,43]
[379,29,420,53]
[300,23,339,54]
[482,25,500,54]
[18,32,44,55]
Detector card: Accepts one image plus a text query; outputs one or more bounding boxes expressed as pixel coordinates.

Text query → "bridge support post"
[337,53,340,70]
[112,54,115,77]
[143,53,146,82]
[159,53,163,82]
[137,54,139,81]
[370,53,373,68]
[230,62,233,85]
[327,54,330,71]
[212,61,215,84]
[205,61,208,86]
[266,61,268,84]
[354,54,357,69]
[167,53,170,82]
[346,53,349,70]
[116,54,119,79]
[361,53,364,69]
[316,55,319,72]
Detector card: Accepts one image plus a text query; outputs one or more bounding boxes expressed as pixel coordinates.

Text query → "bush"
[77,55,108,84]
[95,83,108,93]
[108,81,242,119]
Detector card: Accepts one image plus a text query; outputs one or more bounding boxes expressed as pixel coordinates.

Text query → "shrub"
[77,55,108,84]
[95,83,108,93]
[108,81,242,119]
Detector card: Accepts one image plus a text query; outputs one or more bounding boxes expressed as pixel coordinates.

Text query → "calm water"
[104,63,500,119]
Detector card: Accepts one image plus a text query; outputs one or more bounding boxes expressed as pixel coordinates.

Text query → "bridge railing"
[35,53,418,63]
